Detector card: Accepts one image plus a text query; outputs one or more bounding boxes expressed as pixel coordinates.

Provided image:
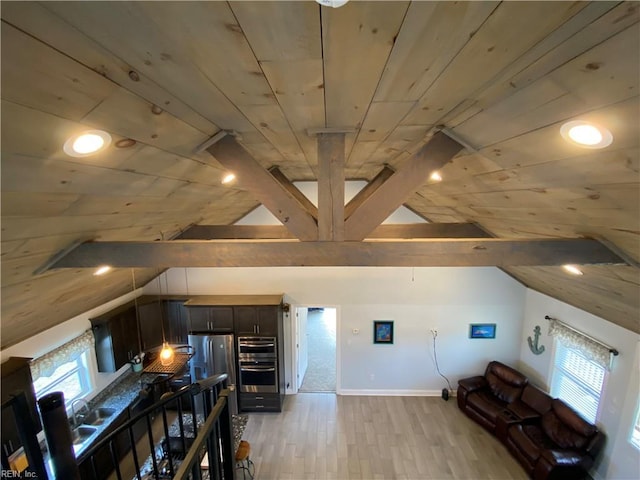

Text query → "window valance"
[30,329,94,381]
[547,316,617,370]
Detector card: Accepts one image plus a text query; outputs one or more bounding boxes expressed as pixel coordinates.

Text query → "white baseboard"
[338,389,456,397]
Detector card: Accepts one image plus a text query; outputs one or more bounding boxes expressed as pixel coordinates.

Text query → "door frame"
[289,304,341,394]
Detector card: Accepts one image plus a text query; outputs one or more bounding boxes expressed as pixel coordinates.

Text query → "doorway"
[296,306,337,392]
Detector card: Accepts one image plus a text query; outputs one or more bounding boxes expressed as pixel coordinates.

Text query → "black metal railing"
[79,373,235,480]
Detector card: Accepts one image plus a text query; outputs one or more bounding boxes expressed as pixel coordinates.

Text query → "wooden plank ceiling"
[1,1,638,348]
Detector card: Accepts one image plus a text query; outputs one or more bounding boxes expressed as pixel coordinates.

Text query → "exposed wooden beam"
[344,166,395,220]
[207,136,318,240]
[268,166,318,220]
[317,133,345,241]
[48,238,625,269]
[344,132,464,240]
[177,223,491,240]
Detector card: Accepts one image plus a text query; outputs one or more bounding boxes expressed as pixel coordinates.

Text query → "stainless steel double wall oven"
[237,336,278,393]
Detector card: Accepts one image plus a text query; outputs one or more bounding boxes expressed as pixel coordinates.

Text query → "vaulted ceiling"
[1,1,639,348]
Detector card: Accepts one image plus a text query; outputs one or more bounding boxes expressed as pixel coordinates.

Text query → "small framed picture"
[373,321,394,344]
[469,323,496,339]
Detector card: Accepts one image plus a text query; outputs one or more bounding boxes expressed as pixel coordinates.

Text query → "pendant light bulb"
[160,342,175,366]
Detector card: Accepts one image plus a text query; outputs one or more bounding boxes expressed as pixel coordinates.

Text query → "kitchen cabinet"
[238,392,281,412]
[187,306,233,333]
[1,357,41,464]
[91,304,141,373]
[138,298,189,350]
[234,306,279,336]
[137,301,166,351]
[166,300,189,344]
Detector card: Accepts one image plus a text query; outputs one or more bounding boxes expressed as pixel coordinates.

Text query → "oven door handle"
[241,367,276,372]
[241,343,275,348]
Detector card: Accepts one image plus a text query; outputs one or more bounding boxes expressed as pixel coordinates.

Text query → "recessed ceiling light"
[94,265,112,276]
[562,264,583,276]
[560,121,612,149]
[430,171,442,182]
[63,130,112,157]
[316,0,349,7]
[221,173,236,184]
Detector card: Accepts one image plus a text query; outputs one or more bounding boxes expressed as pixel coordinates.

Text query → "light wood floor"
[241,393,528,480]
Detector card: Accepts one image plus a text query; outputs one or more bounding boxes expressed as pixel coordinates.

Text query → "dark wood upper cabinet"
[234,306,279,336]
[165,300,189,345]
[187,306,234,333]
[137,301,167,351]
[91,304,140,373]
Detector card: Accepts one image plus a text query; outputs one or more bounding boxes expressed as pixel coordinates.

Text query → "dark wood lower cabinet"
[239,392,281,412]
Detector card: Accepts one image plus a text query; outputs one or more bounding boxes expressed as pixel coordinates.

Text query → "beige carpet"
[299,308,336,392]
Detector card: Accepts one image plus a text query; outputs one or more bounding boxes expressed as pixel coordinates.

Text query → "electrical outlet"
[430,328,438,337]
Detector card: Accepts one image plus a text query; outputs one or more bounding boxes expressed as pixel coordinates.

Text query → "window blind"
[551,342,605,423]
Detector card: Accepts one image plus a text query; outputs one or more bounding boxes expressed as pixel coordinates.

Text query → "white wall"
[519,289,640,480]
[157,266,526,394]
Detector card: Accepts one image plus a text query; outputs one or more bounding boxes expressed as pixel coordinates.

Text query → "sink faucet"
[71,398,90,427]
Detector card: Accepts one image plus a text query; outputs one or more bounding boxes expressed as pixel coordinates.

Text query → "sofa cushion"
[520,384,553,415]
[553,399,597,438]
[508,424,544,464]
[541,400,595,450]
[485,361,528,403]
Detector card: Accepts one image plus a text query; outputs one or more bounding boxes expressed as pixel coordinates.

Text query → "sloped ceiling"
[1,1,638,348]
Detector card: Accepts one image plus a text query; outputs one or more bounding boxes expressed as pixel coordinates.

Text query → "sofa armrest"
[534,449,591,480]
[584,431,606,459]
[457,376,488,410]
[540,449,584,467]
[458,376,488,394]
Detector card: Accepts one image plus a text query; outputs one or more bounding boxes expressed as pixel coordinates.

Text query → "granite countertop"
[42,368,246,478]
[42,368,164,468]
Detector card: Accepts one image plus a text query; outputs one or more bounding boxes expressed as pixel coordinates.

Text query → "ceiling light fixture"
[221,173,236,184]
[560,121,612,149]
[63,130,112,157]
[562,264,584,276]
[430,171,443,182]
[316,0,349,8]
[94,265,112,276]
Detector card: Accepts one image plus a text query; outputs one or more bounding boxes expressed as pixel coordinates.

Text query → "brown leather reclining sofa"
[457,361,605,480]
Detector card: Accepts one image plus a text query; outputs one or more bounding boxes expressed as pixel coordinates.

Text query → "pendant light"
[158,270,175,366]
[132,269,143,362]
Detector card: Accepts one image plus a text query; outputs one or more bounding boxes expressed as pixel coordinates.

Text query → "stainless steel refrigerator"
[187,334,238,415]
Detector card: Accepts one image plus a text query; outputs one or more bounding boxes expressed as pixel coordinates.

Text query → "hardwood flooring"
[241,393,527,480]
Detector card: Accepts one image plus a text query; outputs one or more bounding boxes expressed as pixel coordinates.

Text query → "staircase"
[4,374,236,480]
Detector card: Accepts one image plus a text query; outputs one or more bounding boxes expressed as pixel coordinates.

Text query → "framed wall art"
[469,323,496,339]
[373,321,394,344]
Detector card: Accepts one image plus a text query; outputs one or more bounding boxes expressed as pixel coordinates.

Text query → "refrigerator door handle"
[203,337,210,375]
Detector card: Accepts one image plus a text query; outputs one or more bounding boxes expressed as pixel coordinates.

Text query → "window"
[550,341,606,423]
[631,401,640,450]
[30,329,95,410]
[32,352,92,408]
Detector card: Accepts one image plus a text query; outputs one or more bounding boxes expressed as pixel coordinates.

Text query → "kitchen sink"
[81,407,116,426]
[71,425,97,445]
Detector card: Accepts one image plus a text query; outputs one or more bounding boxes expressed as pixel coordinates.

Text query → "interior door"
[296,307,309,389]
